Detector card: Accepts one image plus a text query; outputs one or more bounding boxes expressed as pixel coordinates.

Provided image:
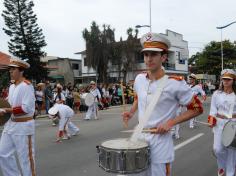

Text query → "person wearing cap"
[122,32,203,176]
[48,104,80,142]
[0,57,36,176]
[84,81,101,120]
[208,69,236,176]
[188,73,206,128]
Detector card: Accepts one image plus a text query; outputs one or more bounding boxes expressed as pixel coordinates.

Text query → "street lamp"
[216,21,236,71]
[135,0,152,32]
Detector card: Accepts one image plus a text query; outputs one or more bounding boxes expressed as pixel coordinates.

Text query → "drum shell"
[222,121,236,148]
[80,93,94,106]
[97,143,150,174]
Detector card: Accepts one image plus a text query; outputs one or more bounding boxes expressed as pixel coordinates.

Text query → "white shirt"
[55,104,74,119]
[35,90,43,101]
[210,91,236,132]
[90,88,101,102]
[134,73,193,163]
[4,81,35,135]
[190,84,206,96]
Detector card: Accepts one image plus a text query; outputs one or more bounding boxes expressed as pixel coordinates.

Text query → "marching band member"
[84,81,101,120]
[122,32,203,176]
[188,73,206,128]
[0,57,36,176]
[49,103,80,143]
[208,69,236,176]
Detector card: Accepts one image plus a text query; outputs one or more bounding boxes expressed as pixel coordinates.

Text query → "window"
[136,52,144,63]
[84,57,88,66]
[72,63,79,70]
[176,51,185,64]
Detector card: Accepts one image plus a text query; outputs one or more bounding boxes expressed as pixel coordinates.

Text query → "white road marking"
[174,133,204,151]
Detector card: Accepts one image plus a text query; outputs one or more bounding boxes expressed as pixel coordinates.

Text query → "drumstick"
[194,120,211,126]
[121,128,174,133]
[120,81,128,128]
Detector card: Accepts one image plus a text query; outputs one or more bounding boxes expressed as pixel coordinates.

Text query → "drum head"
[85,93,94,106]
[101,138,148,150]
[222,121,236,147]
[0,98,11,126]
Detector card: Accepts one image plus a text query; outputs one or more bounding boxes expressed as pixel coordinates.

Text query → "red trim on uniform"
[58,131,63,138]
[28,135,36,176]
[24,80,31,85]
[208,115,217,128]
[165,163,171,176]
[168,75,183,81]
[186,95,203,113]
[12,106,26,116]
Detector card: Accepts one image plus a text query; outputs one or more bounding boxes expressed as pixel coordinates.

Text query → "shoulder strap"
[130,75,168,142]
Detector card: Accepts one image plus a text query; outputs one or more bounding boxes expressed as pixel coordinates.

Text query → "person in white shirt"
[0,57,36,176]
[188,73,206,128]
[84,81,101,120]
[122,32,203,176]
[208,69,236,176]
[48,104,80,143]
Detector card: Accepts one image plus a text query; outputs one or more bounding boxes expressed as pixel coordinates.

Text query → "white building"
[76,30,189,83]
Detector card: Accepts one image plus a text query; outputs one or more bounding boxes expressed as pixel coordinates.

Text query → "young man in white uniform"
[0,57,36,176]
[123,32,203,176]
[84,81,101,120]
[49,103,80,142]
[188,73,206,128]
[208,69,236,176]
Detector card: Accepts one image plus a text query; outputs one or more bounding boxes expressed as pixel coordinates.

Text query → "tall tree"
[120,28,140,83]
[2,0,47,82]
[82,21,115,83]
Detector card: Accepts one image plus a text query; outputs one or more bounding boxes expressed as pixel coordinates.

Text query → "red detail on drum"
[187,95,203,113]
[12,106,26,116]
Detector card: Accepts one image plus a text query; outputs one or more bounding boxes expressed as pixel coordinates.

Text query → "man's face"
[9,67,22,81]
[143,51,167,72]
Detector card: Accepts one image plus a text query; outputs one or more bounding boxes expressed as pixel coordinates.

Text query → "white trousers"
[0,132,36,176]
[85,103,98,119]
[67,121,80,135]
[226,148,236,176]
[213,131,228,172]
[189,118,195,128]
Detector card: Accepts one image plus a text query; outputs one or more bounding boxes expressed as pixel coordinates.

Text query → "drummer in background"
[0,57,36,176]
[188,73,206,128]
[48,103,80,143]
[84,81,101,120]
[53,84,66,104]
[122,32,203,176]
[208,69,236,176]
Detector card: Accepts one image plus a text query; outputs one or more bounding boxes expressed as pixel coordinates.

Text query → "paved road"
[0,100,217,176]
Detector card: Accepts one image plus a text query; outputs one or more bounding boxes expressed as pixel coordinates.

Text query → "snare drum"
[80,93,94,106]
[96,138,150,174]
[222,121,236,148]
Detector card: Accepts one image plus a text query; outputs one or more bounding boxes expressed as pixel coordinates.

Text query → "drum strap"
[130,75,168,142]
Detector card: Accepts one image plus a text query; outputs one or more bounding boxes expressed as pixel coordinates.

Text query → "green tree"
[120,28,140,83]
[82,21,115,83]
[2,0,47,82]
[190,40,236,78]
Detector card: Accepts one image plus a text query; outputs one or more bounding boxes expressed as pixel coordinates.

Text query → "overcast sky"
[0,0,236,59]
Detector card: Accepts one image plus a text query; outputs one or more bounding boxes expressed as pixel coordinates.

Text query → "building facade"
[41,56,82,85]
[76,30,189,83]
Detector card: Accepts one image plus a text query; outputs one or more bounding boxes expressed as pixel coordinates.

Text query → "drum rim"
[222,121,236,147]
